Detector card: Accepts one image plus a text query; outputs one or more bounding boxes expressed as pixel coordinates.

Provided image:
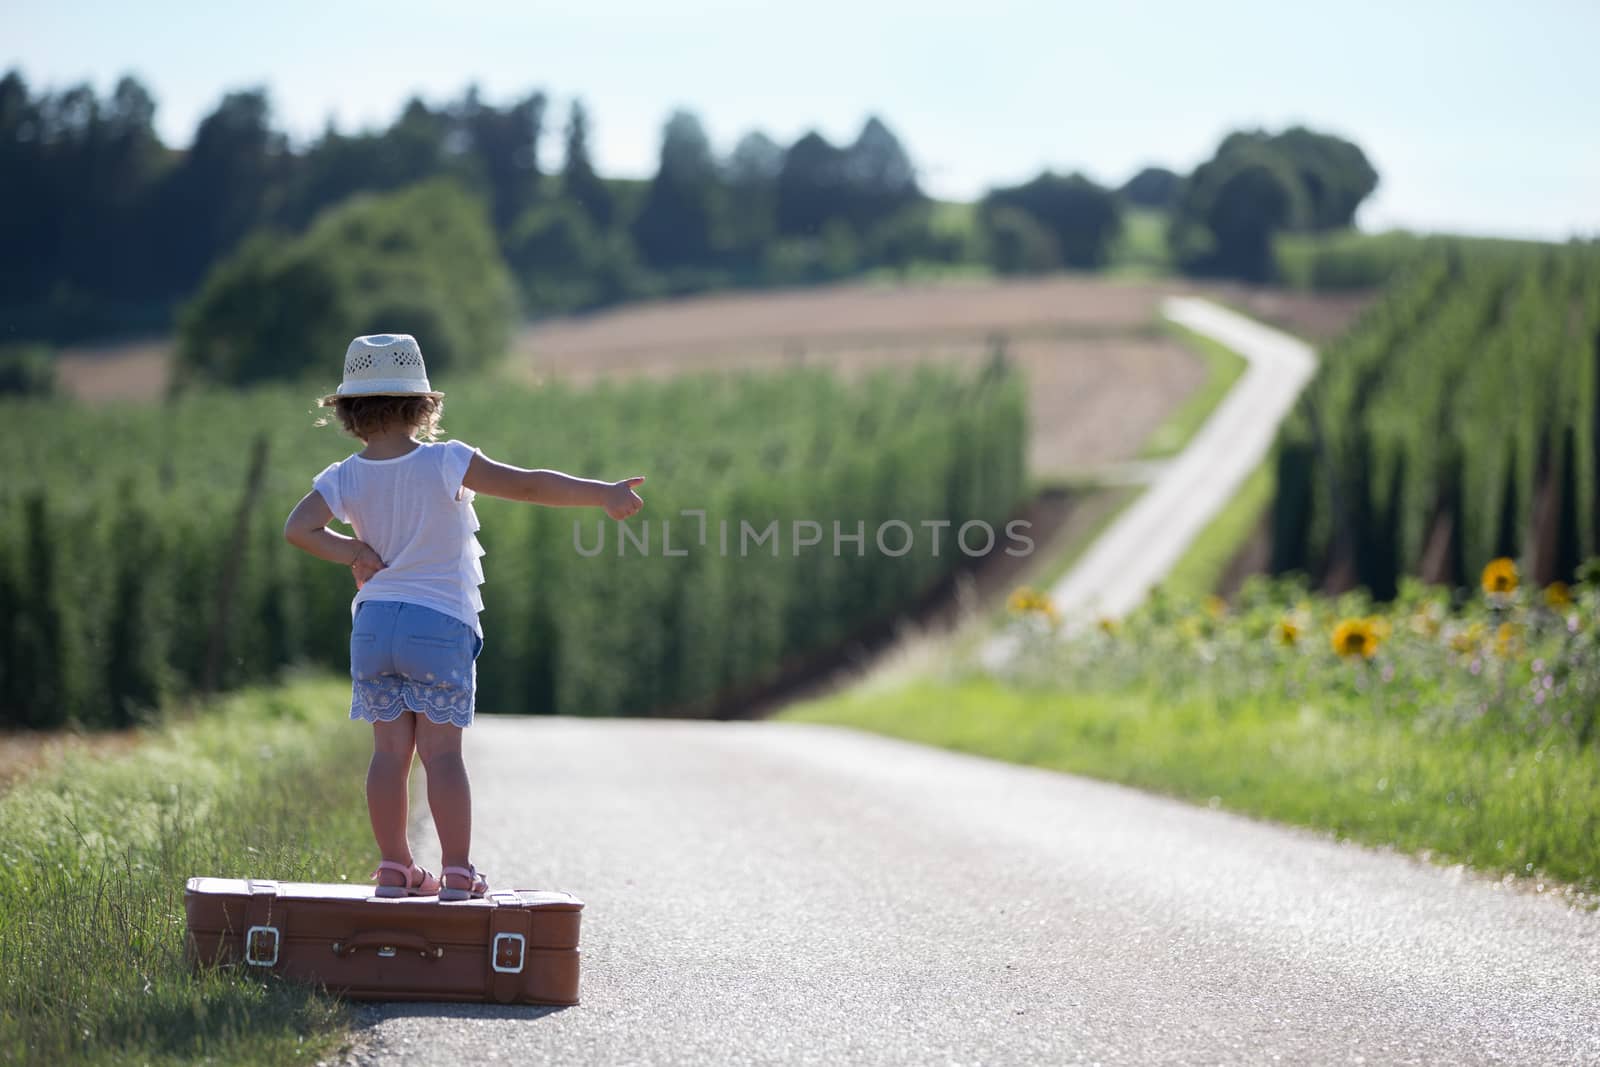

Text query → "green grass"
[1139,321,1249,460]
[785,674,1600,897]
[1107,207,1172,278]
[1159,459,1273,600]
[0,678,372,1064]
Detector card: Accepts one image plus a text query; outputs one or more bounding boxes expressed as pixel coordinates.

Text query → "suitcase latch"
[492,932,526,974]
[245,925,280,967]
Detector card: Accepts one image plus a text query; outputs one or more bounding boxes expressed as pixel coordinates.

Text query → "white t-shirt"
[312,440,486,637]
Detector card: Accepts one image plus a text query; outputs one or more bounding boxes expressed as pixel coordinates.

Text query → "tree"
[632,110,718,267]
[1168,125,1378,279]
[152,89,286,295]
[838,116,921,232]
[562,98,613,228]
[982,172,1121,269]
[1120,166,1180,209]
[455,87,547,232]
[981,205,1061,274]
[1271,126,1378,230]
[776,118,922,239]
[722,130,783,256]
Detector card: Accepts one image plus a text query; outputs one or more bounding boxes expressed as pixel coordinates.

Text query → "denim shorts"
[349,601,483,728]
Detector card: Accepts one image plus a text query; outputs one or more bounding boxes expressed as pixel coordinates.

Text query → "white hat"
[322,334,444,402]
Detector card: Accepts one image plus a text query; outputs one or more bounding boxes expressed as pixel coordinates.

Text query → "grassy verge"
[784,674,1600,898]
[1139,321,1249,459]
[0,678,372,1065]
[1158,459,1273,600]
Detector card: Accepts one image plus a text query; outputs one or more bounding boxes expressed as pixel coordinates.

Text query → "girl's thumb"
[624,476,646,487]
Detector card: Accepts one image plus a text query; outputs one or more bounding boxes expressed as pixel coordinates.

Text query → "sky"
[8,0,1599,240]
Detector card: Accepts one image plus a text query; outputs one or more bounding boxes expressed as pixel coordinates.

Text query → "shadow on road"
[351,1001,570,1025]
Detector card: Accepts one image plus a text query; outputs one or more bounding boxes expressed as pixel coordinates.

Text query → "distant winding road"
[983,296,1314,666]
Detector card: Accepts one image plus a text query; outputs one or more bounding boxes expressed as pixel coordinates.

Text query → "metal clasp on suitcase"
[492,932,526,974]
[245,925,280,967]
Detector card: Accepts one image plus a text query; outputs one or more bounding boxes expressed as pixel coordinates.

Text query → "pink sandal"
[438,864,488,902]
[372,860,441,898]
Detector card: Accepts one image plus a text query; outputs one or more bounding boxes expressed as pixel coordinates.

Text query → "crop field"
[1273,245,1600,594]
[1,365,1026,729]
[54,277,1372,480]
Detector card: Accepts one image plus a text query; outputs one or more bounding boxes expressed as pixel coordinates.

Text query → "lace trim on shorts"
[351,674,474,728]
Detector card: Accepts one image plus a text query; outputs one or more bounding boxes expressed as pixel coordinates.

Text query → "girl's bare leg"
[414,717,472,883]
[368,715,417,886]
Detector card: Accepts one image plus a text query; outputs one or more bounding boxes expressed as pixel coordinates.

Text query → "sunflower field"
[1006,559,1600,752]
[0,365,1027,728]
[1271,243,1600,598]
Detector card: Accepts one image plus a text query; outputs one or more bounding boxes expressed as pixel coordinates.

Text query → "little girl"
[284,334,644,900]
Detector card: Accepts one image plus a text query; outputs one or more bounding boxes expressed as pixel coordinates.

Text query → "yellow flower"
[1481,557,1519,596]
[1008,587,1041,614]
[1096,616,1119,636]
[1008,586,1058,625]
[1273,617,1302,646]
[1544,581,1573,609]
[1408,604,1443,638]
[1449,622,1485,655]
[1494,621,1520,658]
[1331,618,1380,660]
[1203,595,1228,620]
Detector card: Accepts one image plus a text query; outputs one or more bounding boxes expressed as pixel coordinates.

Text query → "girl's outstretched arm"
[284,491,386,586]
[463,454,644,519]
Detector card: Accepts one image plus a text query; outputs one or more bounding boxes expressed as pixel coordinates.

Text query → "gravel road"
[343,717,1600,1066]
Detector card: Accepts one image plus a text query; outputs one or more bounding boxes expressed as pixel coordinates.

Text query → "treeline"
[1,68,1386,358]
[1271,245,1600,596]
[0,365,1026,728]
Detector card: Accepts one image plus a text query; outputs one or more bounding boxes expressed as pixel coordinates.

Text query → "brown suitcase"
[184,877,583,1005]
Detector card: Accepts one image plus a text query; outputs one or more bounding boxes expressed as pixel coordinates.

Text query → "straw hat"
[321,334,444,402]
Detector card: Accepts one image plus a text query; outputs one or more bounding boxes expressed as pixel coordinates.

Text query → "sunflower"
[1481,557,1519,596]
[1494,621,1520,658]
[1449,622,1485,655]
[1331,618,1380,660]
[1096,616,1120,636]
[1008,587,1043,614]
[1008,586,1059,626]
[1544,581,1573,609]
[1272,617,1302,646]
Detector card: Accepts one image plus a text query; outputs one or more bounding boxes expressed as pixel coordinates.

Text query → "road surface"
[983,297,1314,667]
[345,717,1600,1065]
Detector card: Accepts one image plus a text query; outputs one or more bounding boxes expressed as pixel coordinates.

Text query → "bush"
[0,344,55,397]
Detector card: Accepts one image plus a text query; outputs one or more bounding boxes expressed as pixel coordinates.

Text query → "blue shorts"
[349,601,483,728]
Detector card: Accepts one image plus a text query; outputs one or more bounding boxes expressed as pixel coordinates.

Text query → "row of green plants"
[1273,228,1570,292]
[1271,245,1600,596]
[0,364,1026,729]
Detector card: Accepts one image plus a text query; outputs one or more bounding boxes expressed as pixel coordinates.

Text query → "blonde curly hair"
[316,394,444,442]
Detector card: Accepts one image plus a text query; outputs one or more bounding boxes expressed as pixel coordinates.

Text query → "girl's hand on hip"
[350,542,387,589]
[605,476,645,521]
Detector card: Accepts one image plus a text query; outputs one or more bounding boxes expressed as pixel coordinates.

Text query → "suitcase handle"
[331,930,444,960]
